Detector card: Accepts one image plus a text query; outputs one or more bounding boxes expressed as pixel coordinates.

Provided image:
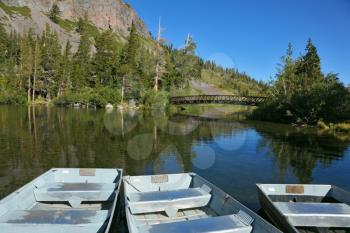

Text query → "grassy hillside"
[0,2,31,17]
[201,69,268,96]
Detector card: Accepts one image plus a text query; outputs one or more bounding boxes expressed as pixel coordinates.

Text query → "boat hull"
[0,168,122,233]
[257,184,350,233]
[124,173,281,233]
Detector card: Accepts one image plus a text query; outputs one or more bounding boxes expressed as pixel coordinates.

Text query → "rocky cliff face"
[0,0,150,49]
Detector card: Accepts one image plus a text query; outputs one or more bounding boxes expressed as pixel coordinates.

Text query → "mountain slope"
[0,0,150,49]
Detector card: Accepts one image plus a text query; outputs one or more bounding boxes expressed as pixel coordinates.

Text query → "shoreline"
[2,102,350,141]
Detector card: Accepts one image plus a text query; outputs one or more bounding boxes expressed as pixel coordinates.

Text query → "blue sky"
[125,0,350,84]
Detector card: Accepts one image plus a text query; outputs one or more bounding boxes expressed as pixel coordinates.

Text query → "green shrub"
[57,18,76,31]
[249,99,293,123]
[141,90,169,110]
[252,78,350,124]
[0,91,27,104]
[86,23,100,38]
[91,87,121,107]
[54,87,121,108]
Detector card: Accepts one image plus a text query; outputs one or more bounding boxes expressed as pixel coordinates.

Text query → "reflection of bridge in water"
[170,95,268,106]
[169,114,249,135]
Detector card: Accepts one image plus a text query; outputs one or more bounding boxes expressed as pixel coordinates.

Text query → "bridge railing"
[170,95,268,106]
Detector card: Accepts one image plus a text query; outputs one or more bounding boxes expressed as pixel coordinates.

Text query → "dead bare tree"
[154,17,165,91]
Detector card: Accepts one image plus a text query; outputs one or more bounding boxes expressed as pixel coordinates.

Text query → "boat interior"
[124,173,279,233]
[0,168,121,233]
[257,184,350,233]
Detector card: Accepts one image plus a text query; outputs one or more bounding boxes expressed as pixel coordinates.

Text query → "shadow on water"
[0,106,350,232]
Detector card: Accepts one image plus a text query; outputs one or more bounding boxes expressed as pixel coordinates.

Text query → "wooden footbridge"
[170,95,267,106]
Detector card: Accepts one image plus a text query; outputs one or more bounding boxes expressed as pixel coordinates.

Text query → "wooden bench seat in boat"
[140,214,253,233]
[34,183,116,207]
[0,209,109,233]
[127,186,212,216]
[274,202,350,227]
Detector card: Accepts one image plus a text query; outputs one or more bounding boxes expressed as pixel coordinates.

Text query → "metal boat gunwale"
[101,168,123,233]
[257,183,299,233]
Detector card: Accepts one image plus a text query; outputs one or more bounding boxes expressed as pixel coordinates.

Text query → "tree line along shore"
[0,4,349,129]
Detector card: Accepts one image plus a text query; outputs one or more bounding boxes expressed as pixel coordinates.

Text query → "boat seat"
[274,202,350,227]
[0,209,109,233]
[34,183,116,207]
[127,185,212,217]
[141,214,253,233]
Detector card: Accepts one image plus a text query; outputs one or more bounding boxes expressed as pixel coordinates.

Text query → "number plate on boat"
[79,168,96,176]
[286,185,304,194]
[151,175,168,183]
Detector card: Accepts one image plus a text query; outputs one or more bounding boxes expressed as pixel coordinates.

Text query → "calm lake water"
[0,105,350,232]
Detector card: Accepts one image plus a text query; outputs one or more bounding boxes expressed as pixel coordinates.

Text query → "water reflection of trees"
[253,122,350,183]
[7,106,343,197]
[0,107,251,197]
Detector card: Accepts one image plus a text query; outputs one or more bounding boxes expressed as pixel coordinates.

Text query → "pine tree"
[137,47,156,90]
[7,31,20,66]
[73,27,91,88]
[76,17,85,34]
[274,43,297,98]
[39,25,62,99]
[123,22,139,72]
[57,41,72,96]
[20,34,33,102]
[120,22,141,99]
[0,25,10,91]
[162,47,176,90]
[172,35,201,88]
[49,4,61,24]
[0,25,9,65]
[93,30,121,86]
[76,13,89,34]
[1,31,20,90]
[296,38,323,86]
[32,37,41,101]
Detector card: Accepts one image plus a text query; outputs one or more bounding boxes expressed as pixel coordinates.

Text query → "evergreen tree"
[120,22,141,99]
[76,13,89,34]
[39,25,62,99]
[93,30,121,86]
[0,25,10,91]
[7,31,20,66]
[19,34,33,102]
[73,27,91,88]
[32,36,41,101]
[57,41,72,96]
[49,4,61,24]
[2,31,20,90]
[76,17,85,34]
[0,25,9,65]
[137,47,156,90]
[274,43,297,98]
[296,38,323,86]
[123,22,139,72]
[162,46,176,90]
[172,36,201,88]
[253,39,350,124]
